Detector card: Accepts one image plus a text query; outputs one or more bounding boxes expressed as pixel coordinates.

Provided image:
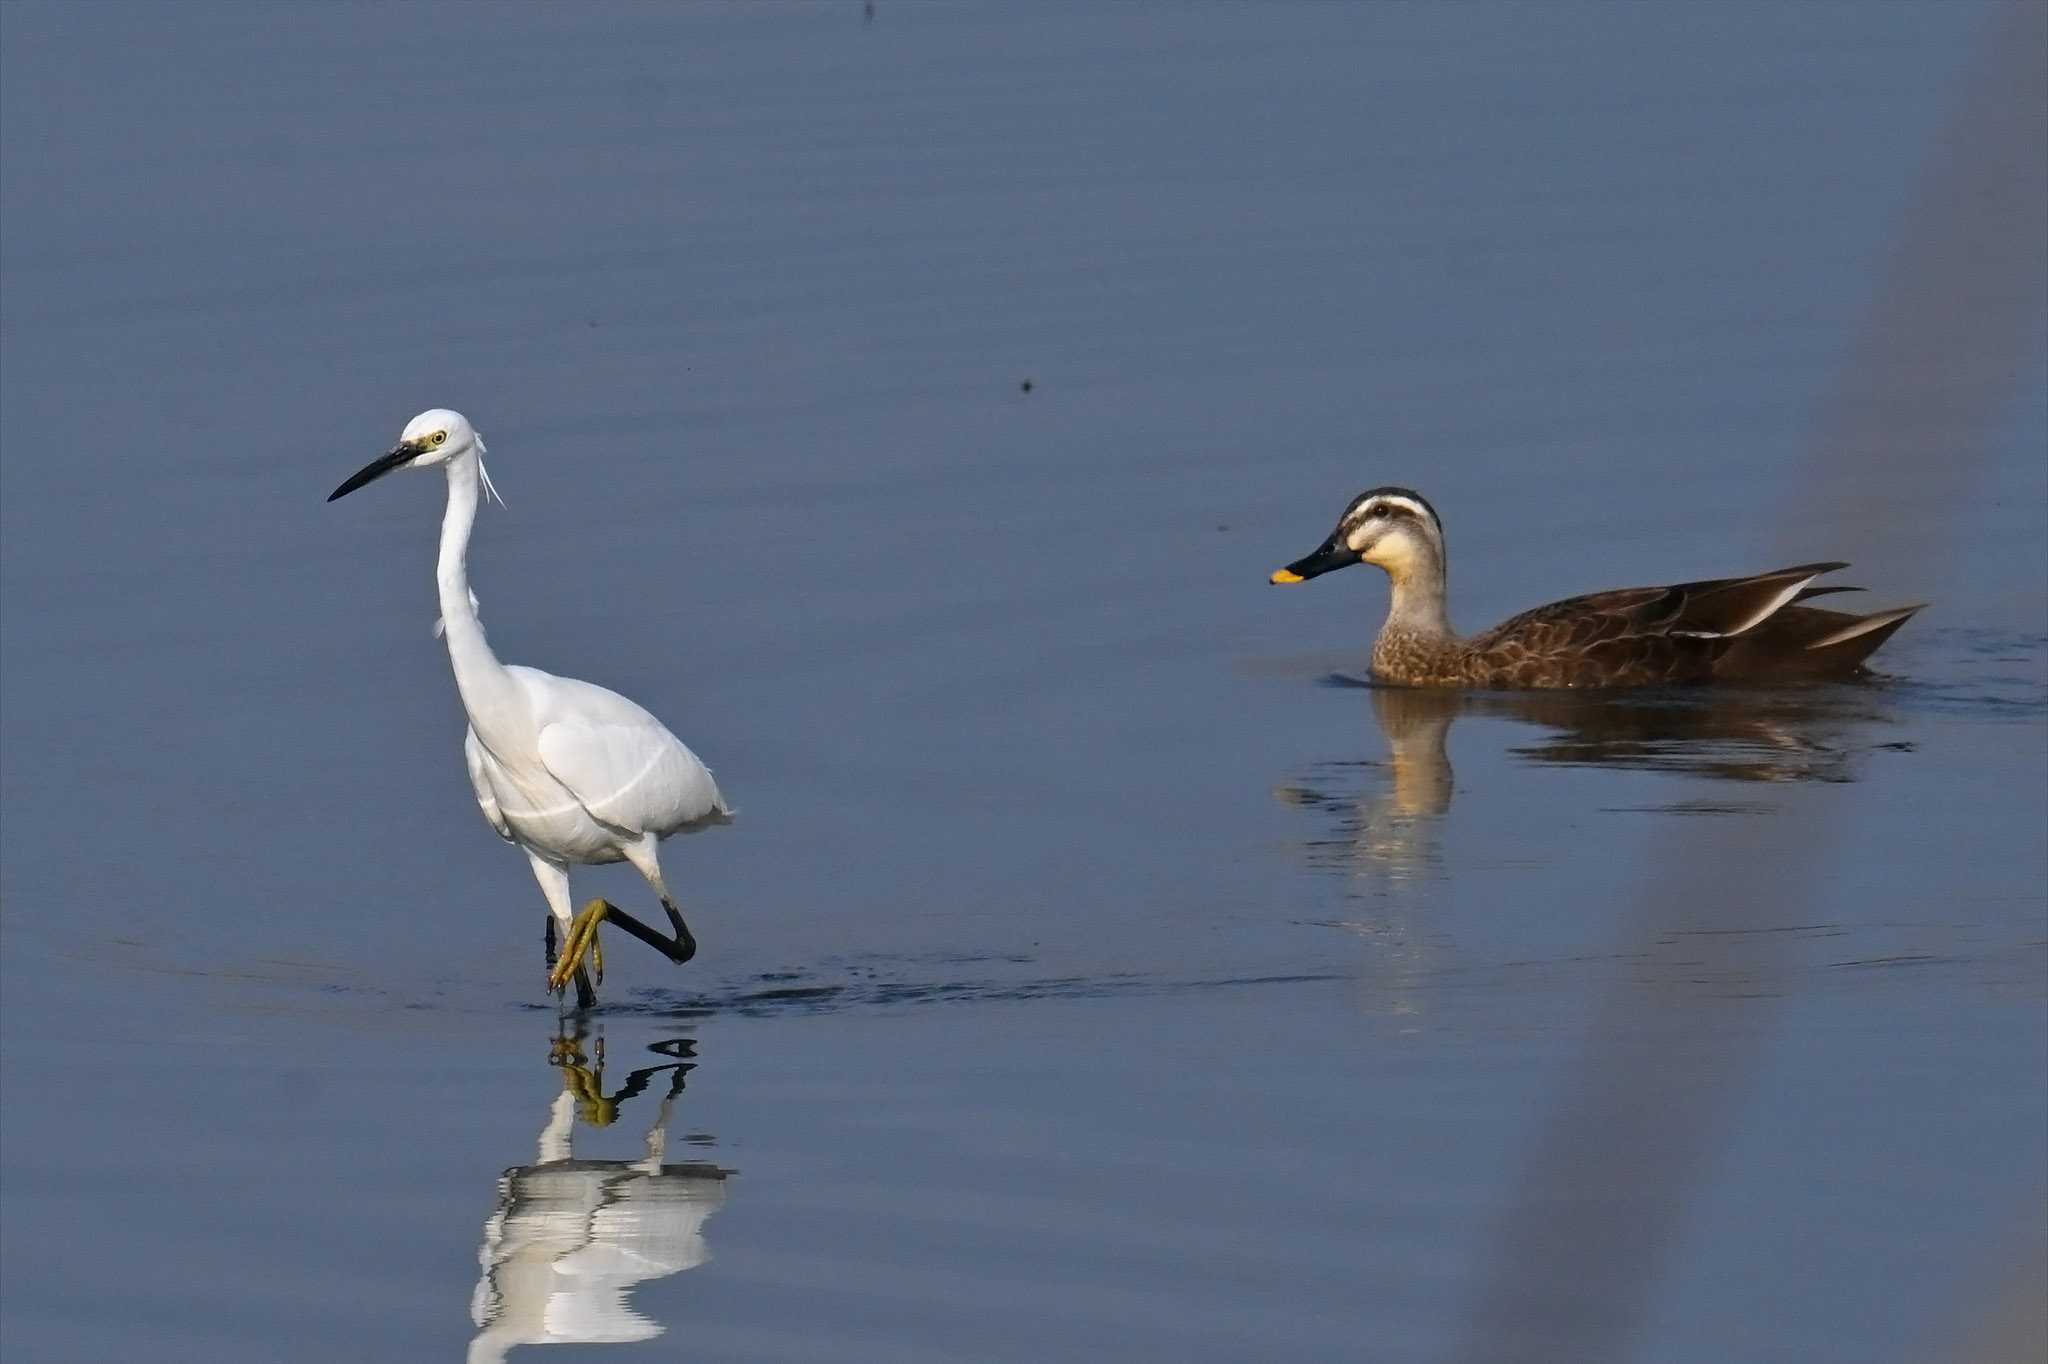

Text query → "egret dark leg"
[549,916,595,1009]
[527,852,599,1005]
[550,898,697,993]
[618,836,699,967]
[599,897,696,964]
[551,898,609,997]
[661,897,699,965]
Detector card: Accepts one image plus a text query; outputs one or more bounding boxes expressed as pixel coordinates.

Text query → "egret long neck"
[437,455,518,722]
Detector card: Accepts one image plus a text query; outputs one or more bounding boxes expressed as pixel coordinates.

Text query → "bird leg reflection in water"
[468,1025,729,1364]
[548,1022,700,1128]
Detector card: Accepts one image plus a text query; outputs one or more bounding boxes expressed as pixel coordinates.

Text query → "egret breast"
[473,745,626,864]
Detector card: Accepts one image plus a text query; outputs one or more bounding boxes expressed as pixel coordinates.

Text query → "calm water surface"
[2,5,2043,1362]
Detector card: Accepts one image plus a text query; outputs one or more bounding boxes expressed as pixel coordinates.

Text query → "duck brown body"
[1369,575,1918,688]
[1273,488,1923,690]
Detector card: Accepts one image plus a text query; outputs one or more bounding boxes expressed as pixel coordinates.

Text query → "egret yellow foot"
[548,898,612,996]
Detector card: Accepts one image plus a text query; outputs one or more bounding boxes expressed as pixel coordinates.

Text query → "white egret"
[329,409,730,1007]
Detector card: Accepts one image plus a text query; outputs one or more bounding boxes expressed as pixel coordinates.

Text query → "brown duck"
[1268,487,1923,688]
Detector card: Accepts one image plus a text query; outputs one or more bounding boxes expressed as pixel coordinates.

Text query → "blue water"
[2,4,2042,1361]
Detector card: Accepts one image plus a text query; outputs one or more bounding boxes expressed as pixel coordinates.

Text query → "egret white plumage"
[329,409,731,1007]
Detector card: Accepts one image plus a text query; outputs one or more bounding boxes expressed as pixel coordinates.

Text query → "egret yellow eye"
[430,430,447,447]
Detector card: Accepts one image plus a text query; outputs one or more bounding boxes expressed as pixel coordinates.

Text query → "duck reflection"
[1279,679,1907,879]
[468,1026,730,1364]
[1274,689,1460,1013]
[1275,687,1458,887]
[1472,682,1906,785]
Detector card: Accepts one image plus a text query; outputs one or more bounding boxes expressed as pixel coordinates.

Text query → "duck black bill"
[328,441,423,502]
[1269,535,1359,584]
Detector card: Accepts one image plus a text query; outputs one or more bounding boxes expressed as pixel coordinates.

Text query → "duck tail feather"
[1675,562,1848,639]
[1804,604,1927,651]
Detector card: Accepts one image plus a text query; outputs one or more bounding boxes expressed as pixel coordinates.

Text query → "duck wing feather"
[1464,563,1849,688]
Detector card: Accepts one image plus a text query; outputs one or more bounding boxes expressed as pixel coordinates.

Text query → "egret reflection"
[468,1027,729,1364]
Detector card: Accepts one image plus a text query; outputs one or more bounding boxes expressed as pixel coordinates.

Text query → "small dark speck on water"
[1019,378,1033,393]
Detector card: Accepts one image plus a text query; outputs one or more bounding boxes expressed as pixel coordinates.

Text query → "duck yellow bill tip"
[1269,568,1304,585]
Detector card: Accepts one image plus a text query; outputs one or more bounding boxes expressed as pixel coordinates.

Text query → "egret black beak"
[328,441,424,502]
[1269,533,1359,585]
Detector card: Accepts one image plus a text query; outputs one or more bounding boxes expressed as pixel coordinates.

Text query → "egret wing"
[534,712,728,838]
[463,727,515,842]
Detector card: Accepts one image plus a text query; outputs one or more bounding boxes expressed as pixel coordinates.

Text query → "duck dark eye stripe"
[1343,485,1442,531]
[1347,494,1434,527]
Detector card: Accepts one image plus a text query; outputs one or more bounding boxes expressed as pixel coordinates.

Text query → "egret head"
[1269,487,1444,585]
[329,408,497,502]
